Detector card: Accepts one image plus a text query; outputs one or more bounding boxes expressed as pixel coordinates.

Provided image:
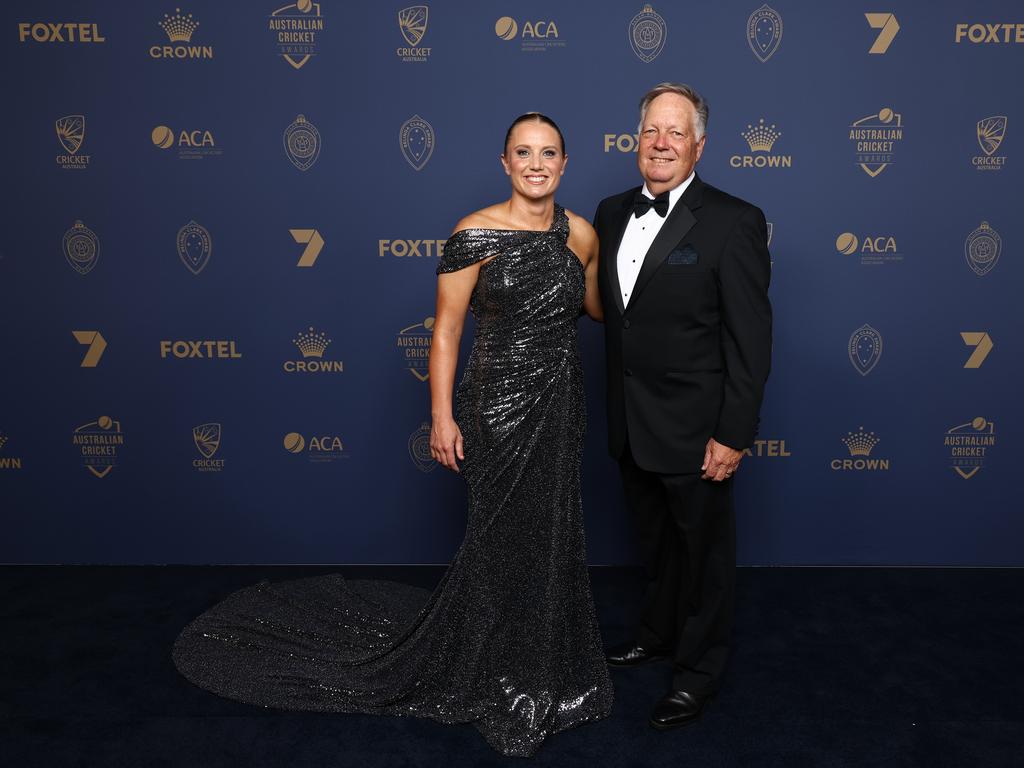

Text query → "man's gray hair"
[638,82,709,139]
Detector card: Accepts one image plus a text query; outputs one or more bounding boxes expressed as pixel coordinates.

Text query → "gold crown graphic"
[160,8,199,42]
[841,427,879,456]
[293,327,331,358]
[0,434,7,450]
[742,118,781,152]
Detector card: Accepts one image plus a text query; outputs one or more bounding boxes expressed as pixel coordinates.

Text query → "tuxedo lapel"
[604,189,637,317]
[626,176,704,310]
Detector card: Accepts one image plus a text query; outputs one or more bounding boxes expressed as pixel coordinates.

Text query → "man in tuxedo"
[593,83,772,729]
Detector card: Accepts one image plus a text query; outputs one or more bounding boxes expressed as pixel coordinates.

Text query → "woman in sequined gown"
[172,114,611,757]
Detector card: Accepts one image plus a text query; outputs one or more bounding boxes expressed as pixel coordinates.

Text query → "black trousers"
[619,442,736,695]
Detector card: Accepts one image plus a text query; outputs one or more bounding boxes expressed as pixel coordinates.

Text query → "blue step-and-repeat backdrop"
[1,2,1020,565]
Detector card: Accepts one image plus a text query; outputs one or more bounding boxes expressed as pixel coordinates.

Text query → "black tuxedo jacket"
[594,174,772,474]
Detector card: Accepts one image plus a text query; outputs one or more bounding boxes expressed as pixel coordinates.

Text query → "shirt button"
[623,319,631,329]
[624,368,633,377]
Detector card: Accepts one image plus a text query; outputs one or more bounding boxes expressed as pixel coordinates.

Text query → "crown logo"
[842,427,879,457]
[742,118,781,152]
[160,8,199,42]
[293,327,331,358]
[0,434,7,451]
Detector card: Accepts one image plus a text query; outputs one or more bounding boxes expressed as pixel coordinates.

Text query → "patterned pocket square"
[667,245,699,266]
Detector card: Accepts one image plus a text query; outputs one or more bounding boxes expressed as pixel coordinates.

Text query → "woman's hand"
[431,416,465,472]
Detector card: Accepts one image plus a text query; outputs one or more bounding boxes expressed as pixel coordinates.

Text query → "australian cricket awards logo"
[192,423,224,472]
[849,108,903,177]
[269,1,324,69]
[55,115,90,169]
[283,327,343,373]
[408,422,436,472]
[400,115,435,171]
[283,430,348,462]
[0,431,22,470]
[849,324,882,376]
[398,5,431,61]
[73,416,124,478]
[397,317,433,381]
[830,427,889,471]
[63,220,99,275]
[747,5,782,62]
[150,8,213,59]
[283,114,321,171]
[974,116,1008,171]
[964,221,1001,276]
[730,118,791,168]
[628,5,666,62]
[945,417,995,479]
[176,220,212,274]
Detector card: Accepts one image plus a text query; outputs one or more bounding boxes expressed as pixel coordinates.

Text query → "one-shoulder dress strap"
[437,229,507,275]
[551,204,569,242]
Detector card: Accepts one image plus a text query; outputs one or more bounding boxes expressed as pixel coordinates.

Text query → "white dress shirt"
[616,172,695,308]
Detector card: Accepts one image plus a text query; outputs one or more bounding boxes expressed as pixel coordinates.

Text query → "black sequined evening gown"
[172,205,612,756]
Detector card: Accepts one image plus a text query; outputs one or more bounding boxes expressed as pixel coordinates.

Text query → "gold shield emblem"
[977,116,1007,156]
[193,423,222,459]
[628,4,667,63]
[964,221,1001,276]
[399,6,428,46]
[271,2,322,69]
[56,115,85,154]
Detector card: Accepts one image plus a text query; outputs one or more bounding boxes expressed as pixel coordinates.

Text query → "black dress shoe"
[649,689,713,730]
[605,642,668,667]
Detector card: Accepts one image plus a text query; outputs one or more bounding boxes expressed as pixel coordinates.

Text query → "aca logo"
[283,114,321,171]
[151,125,222,160]
[849,108,904,177]
[964,221,1001,276]
[945,417,995,479]
[72,416,124,478]
[176,220,212,274]
[954,23,1024,44]
[961,332,994,369]
[865,13,899,54]
[150,8,213,59]
[268,1,324,69]
[283,327,344,373]
[290,229,324,267]
[730,118,792,169]
[63,220,100,275]
[747,4,783,62]
[192,423,225,472]
[408,422,436,472]
[835,232,903,265]
[397,317,433,381]
[494,15,564,51]
[73,330,107,367]
[18,22,105,43]
[378,238,446,258]
[627,4,666,63]
[743,439,790,458]
[848,324,883,376]
[603,132,639,153]
[55,115,90,169]
[0,432,22,471]
[973,116,1008,172]
[283,431,348,462]
[400,115,435,171]
[830,427,890,471]
[398,5,431,62]
[159,340,242,359]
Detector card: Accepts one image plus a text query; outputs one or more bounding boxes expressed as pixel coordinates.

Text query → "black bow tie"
[633,190,670,218]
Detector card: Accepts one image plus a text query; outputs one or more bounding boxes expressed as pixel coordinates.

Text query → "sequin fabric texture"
[171,204,612,757]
